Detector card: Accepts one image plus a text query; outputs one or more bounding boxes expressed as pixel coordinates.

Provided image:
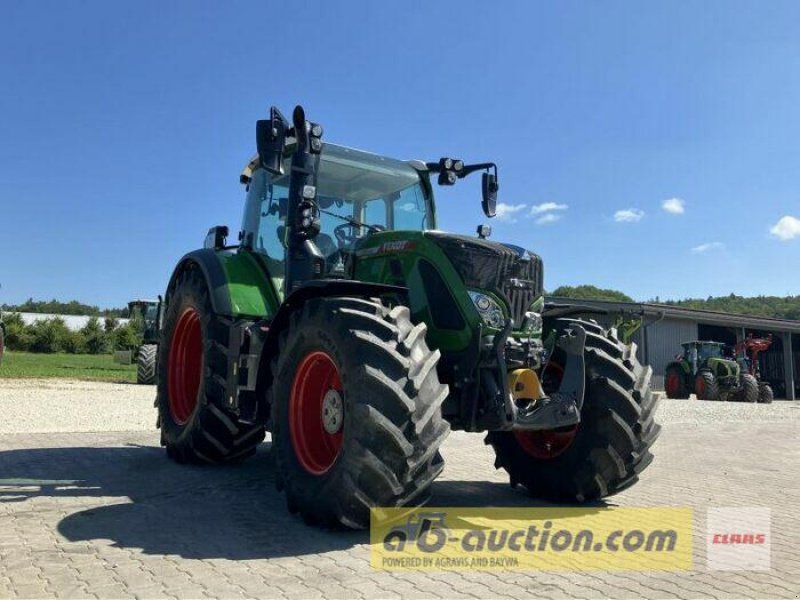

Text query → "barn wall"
[642,318,698,390]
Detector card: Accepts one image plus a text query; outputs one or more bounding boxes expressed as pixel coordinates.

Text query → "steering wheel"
[334,223,358,248]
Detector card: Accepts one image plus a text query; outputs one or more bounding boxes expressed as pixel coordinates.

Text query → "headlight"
[468,290,505,328]
[523,311,543,333]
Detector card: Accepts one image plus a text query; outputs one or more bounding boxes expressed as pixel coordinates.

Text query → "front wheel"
[758,382,774,404]
[694,371,720,401]
[665,366,689,399]
[735,374,759,403]
[137,344,158,385]
[270,297,450,529]
[487,318,661,502]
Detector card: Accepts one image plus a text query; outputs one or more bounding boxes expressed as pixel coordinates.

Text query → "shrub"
[61,330,87,354]
[2,313,33,351]
[28,317,70,353]
[111,322,142,352]
[81,317,108,354]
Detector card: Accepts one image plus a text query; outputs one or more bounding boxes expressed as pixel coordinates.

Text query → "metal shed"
[548,297,800,400]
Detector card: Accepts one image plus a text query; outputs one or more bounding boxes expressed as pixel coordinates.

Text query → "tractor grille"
[426,232,544,328]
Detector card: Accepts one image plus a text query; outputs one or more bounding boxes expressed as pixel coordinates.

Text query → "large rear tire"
[694,371,720,401]
[270,297,449,529]
[157,268,265,464]
[137,344,158,385]
[664,365,689,399]
[758,382,774,404]
[486,318,661,502]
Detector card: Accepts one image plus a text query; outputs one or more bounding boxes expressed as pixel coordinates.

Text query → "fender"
[165,249,279,319]
[235,278,407,425]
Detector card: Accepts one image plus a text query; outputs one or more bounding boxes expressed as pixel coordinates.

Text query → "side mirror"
[204,225,229,250]
[481,172,498,218]
[256,107,289,175]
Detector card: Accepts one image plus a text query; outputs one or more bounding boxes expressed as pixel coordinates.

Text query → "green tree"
[550,285,634,303]
[28,317,70,353]
[61,330,87,354]
[80,317,108,354]
[111,322,141,352]
[2,312,33,351]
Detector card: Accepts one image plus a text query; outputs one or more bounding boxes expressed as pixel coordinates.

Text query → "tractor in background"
[664,340,758,402]
[0,315,5,366]
[735,334,774,403]
[127,298,161,385]
[153,104,660,529]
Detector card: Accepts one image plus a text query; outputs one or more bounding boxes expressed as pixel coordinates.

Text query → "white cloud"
[662,198,685,215]
[691,241,725,254]
[535,213,562,225]
[494,203,527,222]
[769,215,800,241]
[614,208,645,223]
[530,202,568,215]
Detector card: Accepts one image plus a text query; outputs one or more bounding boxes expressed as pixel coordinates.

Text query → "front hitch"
[513,323,587,431]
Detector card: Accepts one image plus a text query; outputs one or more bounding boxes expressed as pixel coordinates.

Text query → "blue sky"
[1,1,799,308]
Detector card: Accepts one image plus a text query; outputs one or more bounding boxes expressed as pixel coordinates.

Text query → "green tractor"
[127,298,161,385]
[0,316,5,366]
[155,104,660,528]
[664,341,758,402]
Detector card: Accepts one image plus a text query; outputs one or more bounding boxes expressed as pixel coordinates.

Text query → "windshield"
[697,344,723,361]
[242,144,432,261]
[302,144,431,237]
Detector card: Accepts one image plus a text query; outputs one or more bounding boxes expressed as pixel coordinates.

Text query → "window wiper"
[317,207,381,233]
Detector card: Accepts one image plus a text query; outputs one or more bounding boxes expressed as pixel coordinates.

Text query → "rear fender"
[250,279,408,426]
[164,249,279,319]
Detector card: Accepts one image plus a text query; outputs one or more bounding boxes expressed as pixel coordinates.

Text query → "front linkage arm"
[513,323,587,431]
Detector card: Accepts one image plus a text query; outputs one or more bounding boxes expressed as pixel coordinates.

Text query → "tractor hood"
[424,232,543,327]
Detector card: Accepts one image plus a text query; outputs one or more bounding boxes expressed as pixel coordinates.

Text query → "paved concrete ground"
[0,379,798,599]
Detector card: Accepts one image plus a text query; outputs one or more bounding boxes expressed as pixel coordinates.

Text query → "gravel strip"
[0,378,157,434]
[1,379,798,435]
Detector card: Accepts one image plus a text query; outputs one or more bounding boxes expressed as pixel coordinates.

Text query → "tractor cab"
[240,144,434,290]
[681,340,725,371]
[127,299,161,345]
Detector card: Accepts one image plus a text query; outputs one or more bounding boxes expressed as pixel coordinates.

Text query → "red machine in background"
[735,334,774,403]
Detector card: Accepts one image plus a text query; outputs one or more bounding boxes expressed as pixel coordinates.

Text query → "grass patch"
[0,351,137,383]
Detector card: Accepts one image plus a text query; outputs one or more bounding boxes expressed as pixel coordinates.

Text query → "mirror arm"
[425,161,497,179]
[459,162,496,179]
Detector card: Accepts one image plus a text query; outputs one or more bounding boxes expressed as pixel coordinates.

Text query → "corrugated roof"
[547,297,800,333]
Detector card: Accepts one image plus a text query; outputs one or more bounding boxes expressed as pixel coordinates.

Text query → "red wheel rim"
[695,377,705,398]
[168,307,203,425]
[666,372,681,396]
[289,351,344,475]
[514,360,578,460]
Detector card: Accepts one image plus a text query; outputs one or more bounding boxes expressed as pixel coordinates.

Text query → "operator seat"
[276,226,339,274]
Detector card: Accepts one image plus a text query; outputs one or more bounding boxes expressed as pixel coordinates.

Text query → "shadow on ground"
[0,443,603,560]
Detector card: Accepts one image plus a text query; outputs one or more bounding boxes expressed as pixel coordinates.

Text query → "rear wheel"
[664,366,689,399]
[758,382,774,404]
[137,344,157,385]
[157,268,265,464]
[270,297,449,529]
[487,318,661,502]
[694,371,719,400]
[735,373,759,403]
